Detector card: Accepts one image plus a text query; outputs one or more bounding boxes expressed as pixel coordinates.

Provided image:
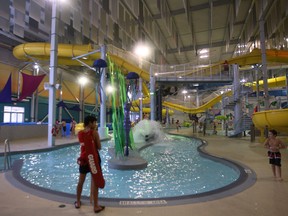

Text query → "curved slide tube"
[13,43,150,81]
[13,43,155,111]
[229,48,288,65]
[132,91,232,115]
[162,91,232,114]
[13,43,175,115]
[13,43,175,116]
[13,43,288,117]
[252,109,288,132]
[247,76,286,91]
[171,48,288,78]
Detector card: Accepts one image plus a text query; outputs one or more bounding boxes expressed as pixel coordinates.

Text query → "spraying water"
[132,119,168,144]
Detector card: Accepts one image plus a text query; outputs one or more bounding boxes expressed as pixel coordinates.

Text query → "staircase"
[228,114,253,137]
[242,114,253,131]
[221,84,253,137]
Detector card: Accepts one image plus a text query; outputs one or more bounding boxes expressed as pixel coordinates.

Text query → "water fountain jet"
[108,119,166,170]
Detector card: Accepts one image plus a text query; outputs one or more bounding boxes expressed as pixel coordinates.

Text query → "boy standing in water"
[75,116,105,213]
[264,129,286,181]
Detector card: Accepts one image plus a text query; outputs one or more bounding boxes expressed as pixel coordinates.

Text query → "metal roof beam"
[167,39,240,54]
[153,0,232,19]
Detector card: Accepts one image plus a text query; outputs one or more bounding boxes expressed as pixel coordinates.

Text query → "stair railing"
[3,139,12,170]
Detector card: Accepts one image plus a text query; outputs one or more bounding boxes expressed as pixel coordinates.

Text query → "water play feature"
[132,119,168,144]
[107,61,149,169]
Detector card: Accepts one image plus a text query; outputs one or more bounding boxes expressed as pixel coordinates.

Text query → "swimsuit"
[268,151,281,167]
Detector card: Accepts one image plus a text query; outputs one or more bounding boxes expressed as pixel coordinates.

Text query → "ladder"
[3,139,12,170]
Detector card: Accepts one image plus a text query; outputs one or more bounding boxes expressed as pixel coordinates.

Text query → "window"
[3,106,25,123]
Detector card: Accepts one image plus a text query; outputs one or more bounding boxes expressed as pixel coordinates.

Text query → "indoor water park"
[1,1,288,216]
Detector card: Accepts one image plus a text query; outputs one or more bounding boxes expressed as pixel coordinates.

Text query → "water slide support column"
[98,45,109,139]
[233,64,243,135]
[150,66,156,121]
[196,90,200,107]
[58,69,63,122]
[95,83,99,117]
[256,67,260,112]
[34,88,39,122]
[79,84,84,123]
[139,77,143,120]
[30,68,37,122]
[48,0,58,147]
[259,18,269,110]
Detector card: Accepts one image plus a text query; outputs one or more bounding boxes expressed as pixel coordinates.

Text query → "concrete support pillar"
[95,83,99,117]
[58,69,63,122]
[259,18,269,110]
[48,0,58,147]
[98,45,109,139]
[34,89,39,122]
[232,64,243,135]
[150,66,156,121]
[79,84,84,123]
[139,77,143,120]
[256,68,260,112]
[196,90,200,107]
[30,69,36,122]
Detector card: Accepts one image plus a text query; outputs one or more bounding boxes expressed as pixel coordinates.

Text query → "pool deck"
[1,129,288,216]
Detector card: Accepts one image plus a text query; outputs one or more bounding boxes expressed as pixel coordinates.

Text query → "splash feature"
[132,120,167,144]
[108,119,167,170]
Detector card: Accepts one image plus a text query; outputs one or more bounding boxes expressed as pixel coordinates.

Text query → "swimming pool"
[3,135,256,206]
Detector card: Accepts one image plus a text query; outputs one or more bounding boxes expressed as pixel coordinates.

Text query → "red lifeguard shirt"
[77,129,105,188]
[77,130,91,165]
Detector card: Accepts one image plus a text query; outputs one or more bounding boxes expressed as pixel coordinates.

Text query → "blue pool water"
[3,135,240,199]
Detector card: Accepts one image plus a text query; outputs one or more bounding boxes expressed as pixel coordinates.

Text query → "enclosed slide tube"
[12,43,167,115]
[13,42,228,115]
[162,91,232,114]
[13,43,150,81]
[252,109,288,142]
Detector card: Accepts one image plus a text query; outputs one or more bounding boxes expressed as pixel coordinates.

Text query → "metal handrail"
[3,139,12,170]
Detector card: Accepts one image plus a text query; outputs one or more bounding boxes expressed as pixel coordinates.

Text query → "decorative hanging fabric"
[18,72,45,101]
[0,74,12,103]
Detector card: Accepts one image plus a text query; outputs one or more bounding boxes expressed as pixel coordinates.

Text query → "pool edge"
[5,135,257,207]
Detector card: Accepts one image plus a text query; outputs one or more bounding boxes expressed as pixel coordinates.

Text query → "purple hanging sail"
[18,72,45,101]
[0,74,12,103]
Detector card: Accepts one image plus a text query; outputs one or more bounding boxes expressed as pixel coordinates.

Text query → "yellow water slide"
[248,76,287,91]
[12,43,163,114]
[249,75,288,135]
[183,48,288,78]
[252,109,288,142]
[252,109,288,132]
[13,43,151,81]
[247,74,287,134]
[13,43,288,121]
[162,91,232,114]
[229,48,288,65]
[132,88,232,114]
